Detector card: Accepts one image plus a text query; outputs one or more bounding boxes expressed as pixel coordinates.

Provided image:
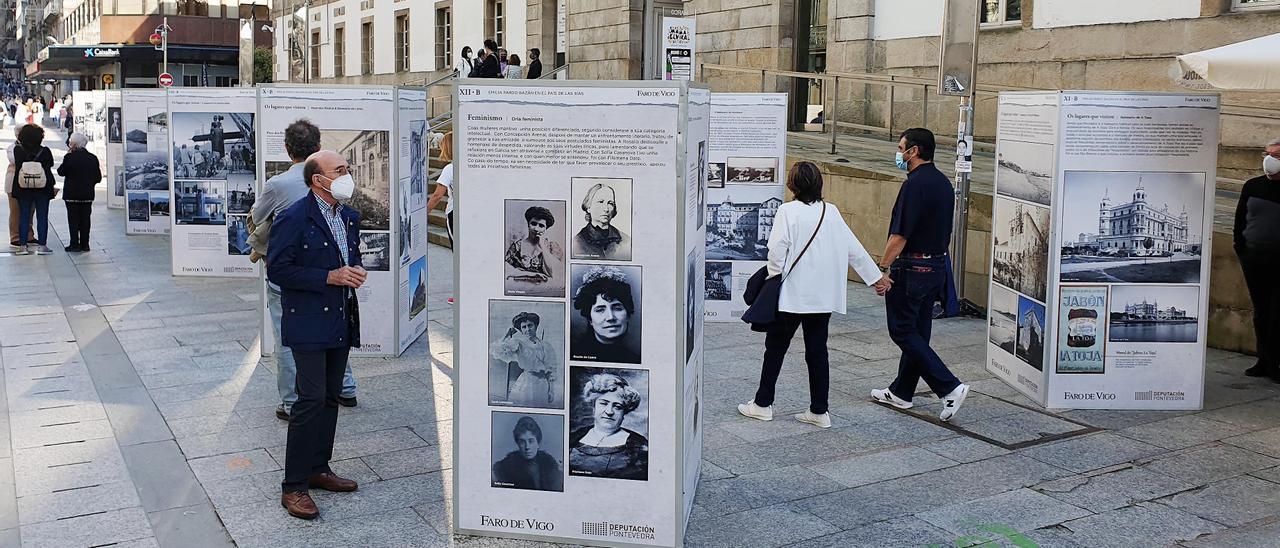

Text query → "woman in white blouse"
[738,162,890,428]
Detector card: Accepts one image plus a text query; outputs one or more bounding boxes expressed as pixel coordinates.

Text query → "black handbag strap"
[781,202,825,283]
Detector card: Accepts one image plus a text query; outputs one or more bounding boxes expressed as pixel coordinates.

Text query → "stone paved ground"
[2,128,1280,548]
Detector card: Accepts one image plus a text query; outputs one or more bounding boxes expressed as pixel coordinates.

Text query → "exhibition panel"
[122,90,171,235]
[168,87,260,278]
[396,87,431,355]
[73,90,110,207]
[985,91,1220,410]
[453,80,708,547]
[703,93,788,323]
[105,91,124,209]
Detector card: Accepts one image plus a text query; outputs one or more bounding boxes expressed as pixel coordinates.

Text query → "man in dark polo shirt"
[870,128,970,421]
[1234,138,1280,383]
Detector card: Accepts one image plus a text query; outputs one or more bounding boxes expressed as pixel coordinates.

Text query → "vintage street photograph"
[726,156,779,184]
[707,186,783,261]
[1060,171,1206,284]
[504,199,567,298]
[408,119,427,210]
[571,177,633,261]
[170,111,255,179]
[174,180,227,226]
[568,366,649,481]
[1109,285,1200,344]
[127,192,149,222]
[124,151,168,191]
[407,255,427,321]
[149,192,170,217]
[487,299,566,409]
[359,232,391,271]
[322,129,391,231]
[705,261,732,301]
[226,177,254,215]
[1016,295,1046,371]
[398,179,413,267]
[992,197,1050,303]
[708,162,725,188]
[996,139,1054,206]
[988,283,1018,357]
[490,411,564,492]
[227,215,250,255]
[570,264,642,364]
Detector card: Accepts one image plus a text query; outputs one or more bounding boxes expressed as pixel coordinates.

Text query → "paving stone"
[920,435,1011,463]
[1019,432,1165,473]
[8,418,114,449]
[806,446,958,488]
[685,503,839,548]
[959,410,1087,446]
[1184,517,1280,547]
[906,394,1027,425]
[148,502,235,547]
[1221,426,1280,458]
[12,438,130,497]
[789,516,956,548]
[0,457,14,531]
[235,507,444,548]
[18,506,154,548]
[1143,444,1280,485]
[1118,414,1257,450]
[16,480,142,525]
[1251,465,1280,485]
[360,446,449,480]
[1058,502,1222,548]
[1057,408,1193,430]
[1034,464,1197,513]
[1161,475,1280,527]
[1198,398,1280,430]
[915,488,1091,536]
[706,428,868,475]
[188,449,280,484]
[120,440,210,514]
[693,465,845,517]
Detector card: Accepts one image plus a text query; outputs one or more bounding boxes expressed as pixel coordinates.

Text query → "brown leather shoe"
[281,491,319,520]
[309,472,358,492]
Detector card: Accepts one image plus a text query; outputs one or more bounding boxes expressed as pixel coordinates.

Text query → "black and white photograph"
[697,141,707,229]
[149,192,170,217]
[504,199,567,298]
[322,129,391,231]
[490,412,564,492]
[174,180,227,225]
[125,127,148,152]
[706,186,782,261]
[487,300,566,409]
[170,112,255,179]
[358,232,391,271]
[409,119,427,210]
[568,366,649,481]
[1108,285,1200,344]
[988,284,1017,357]
[1059,171,1206,284]
[124,151,168,191]
[570,264,642,364]
[726,156,779,184]
[264,160,292,181]
[992,197,1050,303]
[707,162,725,189]
[398,179,413,267]
[705,261,732,301]
[995,139,1054,206]
[408,255,426,321]
[147,108,167,133]
[114,171,124,199]
[226,178,254,215]
[227,215,251,255]
[571,177,632,261]
[127,192,149,222]
[1016,295,1046,370]
[685,248,702,363]
[107,107,122,143]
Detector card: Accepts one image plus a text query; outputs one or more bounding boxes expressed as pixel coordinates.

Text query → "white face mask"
[321,174,355,201]
[1264,154,1280,177]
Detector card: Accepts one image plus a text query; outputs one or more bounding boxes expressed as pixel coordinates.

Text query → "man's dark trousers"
[282,346,351,493]
[886,257,960,402]
[1239,246,1280,371]
[65,202,91,248]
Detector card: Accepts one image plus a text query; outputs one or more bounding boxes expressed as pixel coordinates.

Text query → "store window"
[980,0,1021,26]
[333,26,346,78]
[361,21,373,75]
[486,1,504,46]
[310,31,321,79]
[395,11,410,73]
[1235,0,1280,10]
[435,6,452,71]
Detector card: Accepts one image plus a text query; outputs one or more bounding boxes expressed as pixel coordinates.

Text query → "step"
[427,208,448,228]
[426,223,452,249]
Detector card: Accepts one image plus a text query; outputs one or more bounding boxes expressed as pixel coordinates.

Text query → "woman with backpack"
[11,123,56,255]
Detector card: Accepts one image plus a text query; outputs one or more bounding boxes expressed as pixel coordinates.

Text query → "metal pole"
[830,76,838,155]
[950,94,975,301]
[922,84,929,128]
[162,17,169,76]
[303,0,311,83]
[759,69,766,92]
[888,83,895,139]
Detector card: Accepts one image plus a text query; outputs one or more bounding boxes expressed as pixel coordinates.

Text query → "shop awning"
[27,44,239,77]
[1175,33,1280,91]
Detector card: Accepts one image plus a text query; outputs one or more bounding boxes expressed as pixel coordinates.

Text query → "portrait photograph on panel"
[358,232,391,271]
[988,283,1017,357]
[491,411,564,492]
[570,177,632,261]
[1059,171,1206,284]
[487,299,566,409]
[995,139,1054,206]
[707,162,725,189]
[127,192,149,222]
[227,215,250,255]
[685,248,702,363]
[124,150,169,191]
[407,255,427,321]
[174,180,226,225]
[170,112,255,179]
[725,156,778,184]
[992,197,1050,303]
[149,192,170,217]
[706,186,782,261]
[114,171,124,198]
[568,366,649,481]
[107,107,122,143]
[697,141,707,229]
[1015,295,1046,371]
[320,129,392,231]
[570,264,642,364]
[1108,285,1200,344]
[706,261,731,301]
[504,199,567,297]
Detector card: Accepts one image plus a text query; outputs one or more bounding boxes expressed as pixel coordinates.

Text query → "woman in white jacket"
[738,162,891,428]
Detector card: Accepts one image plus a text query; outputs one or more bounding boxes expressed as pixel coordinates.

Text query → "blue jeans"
[17,196,49,246]
[886,257,961,402]
[268,285,356,411]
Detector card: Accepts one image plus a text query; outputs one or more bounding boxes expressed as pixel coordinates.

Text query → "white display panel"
[396,87,431,354]
[73,91,110,207]
[986,91,1219,410]
[168,88,260,278]
[122,90,171,235]
[453,80,706,547]
[257,85,418,357]
[681,87,709,528]
[704,93,788,323]
[661,17,696,81]
[105,91,124,209]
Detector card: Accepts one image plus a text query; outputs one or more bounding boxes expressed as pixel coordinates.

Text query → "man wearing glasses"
[1234,139,1280,383]
[268,150,367,519]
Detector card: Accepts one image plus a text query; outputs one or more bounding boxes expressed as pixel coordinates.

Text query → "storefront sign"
[83,48,121,58]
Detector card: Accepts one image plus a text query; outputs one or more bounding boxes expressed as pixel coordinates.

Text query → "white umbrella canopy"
[1176,33,1280,91]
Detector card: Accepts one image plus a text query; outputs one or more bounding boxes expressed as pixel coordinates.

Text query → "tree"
[253,47,274,85]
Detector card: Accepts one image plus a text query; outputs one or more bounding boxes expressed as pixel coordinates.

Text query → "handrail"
[418,69,459,89]
[538,63,570,80]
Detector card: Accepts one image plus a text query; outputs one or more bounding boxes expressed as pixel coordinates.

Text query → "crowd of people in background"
[459,39,544,80]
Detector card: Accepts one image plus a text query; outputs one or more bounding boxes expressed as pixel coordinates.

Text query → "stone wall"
[560,0,644,80]
[684,0,794,93]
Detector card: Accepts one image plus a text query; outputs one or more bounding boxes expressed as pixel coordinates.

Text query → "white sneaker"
[794,410,832,428]
[871,388,913,409]
[737,401,773,421]
[34,245,52,255]
[12,246,29,255]
[939,384,970,422]
[7,244,18,252]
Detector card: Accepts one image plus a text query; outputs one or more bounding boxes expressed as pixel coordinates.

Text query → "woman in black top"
[1234,139,1280,382]
[57,132,102,252]
[10,124,55,255]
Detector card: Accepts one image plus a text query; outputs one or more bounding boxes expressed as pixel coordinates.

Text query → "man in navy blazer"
[267,150,367,520]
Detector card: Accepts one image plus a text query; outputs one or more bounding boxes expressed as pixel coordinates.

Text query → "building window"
[215,76,232,87]
[176,0,208,16]
[435,7,452,71]
[334,26,345,77]
[183,75,200,86]
[980,0,1021,25]
[310,30,321,78]
[1234,0,1280,10]
[395,12,410,72]
[361,21,373,75]
[486,0,504,46]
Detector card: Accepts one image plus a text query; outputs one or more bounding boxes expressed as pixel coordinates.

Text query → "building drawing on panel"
[706,195,782,261]
[329,130,391,231]
[992,199,1049,302]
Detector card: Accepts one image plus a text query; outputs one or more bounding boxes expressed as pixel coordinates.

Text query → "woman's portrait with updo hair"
[504,199,567,297]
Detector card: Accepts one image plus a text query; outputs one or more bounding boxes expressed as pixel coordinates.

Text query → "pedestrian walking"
[252,120,359,421]
[425,131,455,304]
[10,123,55,255]
[526,48,543,79]
[1234,138,1280,383]
[57,132,101,252]
[504,54,524,79]
[737,162,887,428]
[268,149,366,520]
[870,128,970,421]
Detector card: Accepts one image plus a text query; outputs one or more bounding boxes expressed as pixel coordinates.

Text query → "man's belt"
[903,252,948,259]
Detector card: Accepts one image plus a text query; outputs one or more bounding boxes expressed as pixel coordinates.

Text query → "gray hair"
[68,132,88,148]
[1267,138,1280,149]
